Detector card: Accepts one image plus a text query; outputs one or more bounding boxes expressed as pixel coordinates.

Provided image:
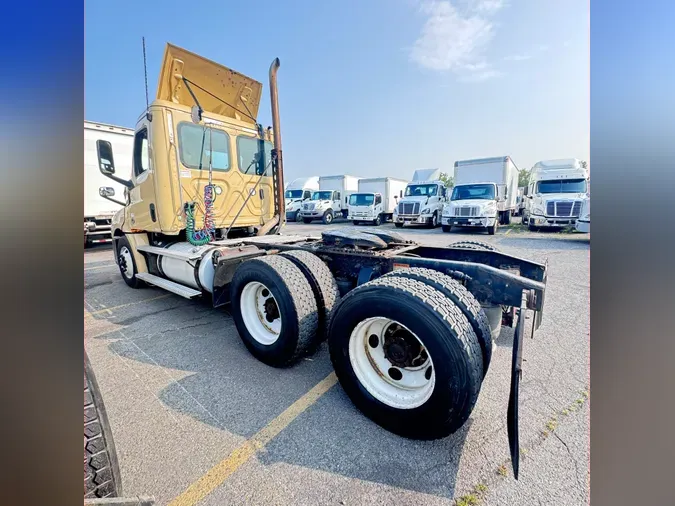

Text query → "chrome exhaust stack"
[268,58,285,229]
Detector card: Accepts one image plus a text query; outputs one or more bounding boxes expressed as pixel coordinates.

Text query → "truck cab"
[348,192,383,225]
[393,169,446,228]
[300,189,344,224]
[442,182,500,235]
[523,159,589,230]
[300,175,360,224]
[284,176,319,222]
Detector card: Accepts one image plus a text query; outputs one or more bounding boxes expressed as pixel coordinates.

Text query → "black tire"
[395,222,403,228]
[383,268,493,377]
[521,213,527,225]
[279,250,340,342]
[116,236,145,288]
[353,221,360,226]
[488,220,497,235]
[303,218,313,224]
[448,240,499,252]
[295,212,303,223]
[328,276,483,439]
[322,210,334,225]
[442,225,451,233]
[373,215,381,226]
[528,224,538,232]
[427,212,439,229]
[84,353,122,499]
[230,255,319,367]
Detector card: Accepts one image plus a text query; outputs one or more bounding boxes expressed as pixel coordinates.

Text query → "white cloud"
[409,0,506,82]
[468,0,507,14]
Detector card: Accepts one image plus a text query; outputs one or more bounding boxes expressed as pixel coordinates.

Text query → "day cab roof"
[153,43,263,126]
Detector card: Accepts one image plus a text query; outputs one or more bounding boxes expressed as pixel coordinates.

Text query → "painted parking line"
[84,263,117,271]
[168,372,339,506]
[84,294,172,318]
[504,228,512,235]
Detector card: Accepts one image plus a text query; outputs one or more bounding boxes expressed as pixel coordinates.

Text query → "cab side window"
[335,191,341,201]
[133,128,150,177]
[375,194,382,205]
[303,190,311,200]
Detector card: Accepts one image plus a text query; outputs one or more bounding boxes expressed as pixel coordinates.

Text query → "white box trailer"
[348,177,409,225]
[300,175,362,224]
[84,121,134,246]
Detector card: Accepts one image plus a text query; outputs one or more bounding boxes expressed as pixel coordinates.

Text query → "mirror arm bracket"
[105,173,133,189]
[102,195,125,206]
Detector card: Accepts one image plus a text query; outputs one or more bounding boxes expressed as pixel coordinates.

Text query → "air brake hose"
[184,184,216,246]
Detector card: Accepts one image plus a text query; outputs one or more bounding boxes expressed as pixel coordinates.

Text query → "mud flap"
[507,296,526,479]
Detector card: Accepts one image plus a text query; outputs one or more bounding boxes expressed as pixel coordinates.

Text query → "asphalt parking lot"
[84,221,590,506]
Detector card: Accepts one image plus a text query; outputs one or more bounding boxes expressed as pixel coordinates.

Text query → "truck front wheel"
[487,220,498,235]
[442,225,452,233]
[395,222,403,228]
[427,212,438,229]
[373,215,381,226]
[116,236,145,288]
[322,210,334,225]
[328,276,483,439]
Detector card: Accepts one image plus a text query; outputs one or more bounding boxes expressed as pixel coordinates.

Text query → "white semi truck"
[347,177,408,226]
[522,159,589,231]
[442,156,519,235]
[84,121,134,247]
[393,169,447,228]
[284,176,319,222]
[300,175,361,224]
[575,194,590,233]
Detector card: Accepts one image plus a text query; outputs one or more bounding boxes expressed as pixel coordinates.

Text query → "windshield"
[451,184,495,201]
[312,191,333,200]
[405,184,438,197]
[536,179,587,194]
[349,194,374,206]
[285,190,303,200]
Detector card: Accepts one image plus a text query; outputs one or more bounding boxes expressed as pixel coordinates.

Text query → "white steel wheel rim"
[349,317,435,409]
[240,281,282,345]
[119,246,134,279]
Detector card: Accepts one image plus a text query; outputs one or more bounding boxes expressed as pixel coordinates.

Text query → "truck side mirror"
[96,140,116,175]
[99,187,115,197]
[98,186,125,206]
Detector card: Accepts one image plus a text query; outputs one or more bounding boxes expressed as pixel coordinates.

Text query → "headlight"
[532,204,544,215]
[421,208,430,214]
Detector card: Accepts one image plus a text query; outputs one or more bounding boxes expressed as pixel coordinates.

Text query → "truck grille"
[398,202,420,215]
[454,206,478,217]
[303,203,315,211]
[546,201,582,217]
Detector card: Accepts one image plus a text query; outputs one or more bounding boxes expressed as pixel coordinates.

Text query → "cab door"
[126,119,160,231]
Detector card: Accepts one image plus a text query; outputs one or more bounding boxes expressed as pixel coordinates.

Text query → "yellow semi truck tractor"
[95,43,550,479]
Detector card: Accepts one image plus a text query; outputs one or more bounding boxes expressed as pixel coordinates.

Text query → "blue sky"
[85,0,589,182]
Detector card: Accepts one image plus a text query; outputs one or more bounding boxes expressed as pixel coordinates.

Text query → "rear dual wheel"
[328,275,484,439]
[230,252,340,367]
